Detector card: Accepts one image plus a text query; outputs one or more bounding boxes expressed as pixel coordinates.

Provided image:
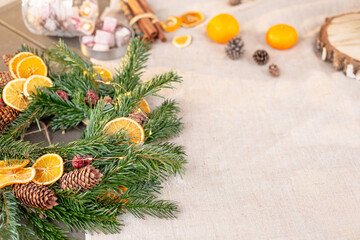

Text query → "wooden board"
[317,12,360,80]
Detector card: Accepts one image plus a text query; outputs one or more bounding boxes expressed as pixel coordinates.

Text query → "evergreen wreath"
[0,38,186,240]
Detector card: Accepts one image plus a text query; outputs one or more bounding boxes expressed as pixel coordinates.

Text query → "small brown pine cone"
[269,64,280,77]
[0,106,19,132]
[128,109,148,126]
[13,182,58,210]
[0,71,13,87]
[2,54,13,67]
[229,0,241,6]
[253,49,269,65]
[60,165,103,191]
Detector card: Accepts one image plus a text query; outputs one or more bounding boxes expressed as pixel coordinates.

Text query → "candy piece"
[71,17,81,29]
[93,44,110,51]
[103,17,118,33]
[95,30,115,47]
[80,1,98,18]
[44,19,57,32]
[115,27,131,47]
[82,35,95,45]
[78,20,95,35]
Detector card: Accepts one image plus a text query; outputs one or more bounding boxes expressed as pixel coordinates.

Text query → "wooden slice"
[317,12,360,80]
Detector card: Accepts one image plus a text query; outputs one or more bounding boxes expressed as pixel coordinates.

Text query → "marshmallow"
[82,35,95,45]
[94,30,115,47]
[115,27,131,47]
[93,43,110,51]
[103,16,118,33]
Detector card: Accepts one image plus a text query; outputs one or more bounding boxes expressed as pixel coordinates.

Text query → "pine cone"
[2,54,13,67]
[269,64,280,77]
[225,37,244,60]
[0,106,19,132]
[60,165,103,191]
[253,49,269,65]
[13,182,58,210]
[128,110,147,126]
[229,0,241,6]
[0,71,13,87]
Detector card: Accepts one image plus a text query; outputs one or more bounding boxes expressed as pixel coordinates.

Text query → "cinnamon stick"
[138,0,167,42]
[127,0,157,39]
[120,0,146,39]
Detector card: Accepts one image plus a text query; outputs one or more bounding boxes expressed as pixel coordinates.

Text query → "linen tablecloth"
[88,0,360,239]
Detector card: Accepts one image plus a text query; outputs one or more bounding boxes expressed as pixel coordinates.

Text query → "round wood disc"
[317,12,360,79]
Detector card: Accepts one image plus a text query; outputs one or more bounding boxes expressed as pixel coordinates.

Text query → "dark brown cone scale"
[60,165,103,191]
[0,71,13,87]
[13,182,58,210]
[0,106,19,132]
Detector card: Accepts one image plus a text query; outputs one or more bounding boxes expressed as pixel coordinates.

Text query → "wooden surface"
[0,1,96,239]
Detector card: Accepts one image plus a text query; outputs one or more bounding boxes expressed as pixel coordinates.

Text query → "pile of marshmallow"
[80,16,132,51]
[23,0,98,37]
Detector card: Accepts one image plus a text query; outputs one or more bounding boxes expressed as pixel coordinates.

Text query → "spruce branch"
[125,195,178,219]
[114,71,182,117]
[45,199,123,235]
[112,38,150,95]
[48,39,93,74]
[144,99,183,143]
[26,209,68,240]
[0,189,23,240]
[136,142,187,177]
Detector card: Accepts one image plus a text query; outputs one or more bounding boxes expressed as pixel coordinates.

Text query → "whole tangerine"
[266,24,298,50]
[206,13,240,44]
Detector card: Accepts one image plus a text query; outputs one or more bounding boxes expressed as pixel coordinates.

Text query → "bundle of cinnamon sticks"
[120,0,166,43]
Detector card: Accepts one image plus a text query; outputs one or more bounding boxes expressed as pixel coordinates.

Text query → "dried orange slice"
[104,117,145,144]
[161,16,182,32]
[93,65,113,83]
[0,159,30,173]
[0,167,36,189]
[172,35,192,48]
[180,11,205,28]
[17,55,47,79]
[124,92,150,113]
[24,75,53,97]
[101,186,128,204]
[8,52,34,78]
[2,78,28,111]
[139,99,150,114]
[32,153,64,185]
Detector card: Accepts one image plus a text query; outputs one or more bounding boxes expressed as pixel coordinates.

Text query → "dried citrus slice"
[17,55,47,79]
[180,11,205,28]
[2,78,28,111]
[139,99,150,114]
[101,186,128,203]
[24,75,53,97]
[32,153,64,185]
[8,52,34,78]
[0,167,36,189]
[0,159,30,173]
[172,35,192,48]
[104,117,145,144]
[93,65,113,83]
[124,92,151,113]
[161,16,182,32]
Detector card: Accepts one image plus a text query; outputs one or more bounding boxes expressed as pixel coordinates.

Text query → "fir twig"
[144,99,183,143]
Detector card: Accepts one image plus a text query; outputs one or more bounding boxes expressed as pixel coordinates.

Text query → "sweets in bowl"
[80,17,133,60]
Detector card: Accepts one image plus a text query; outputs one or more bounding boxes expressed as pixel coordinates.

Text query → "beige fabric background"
[88,0,360,239]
